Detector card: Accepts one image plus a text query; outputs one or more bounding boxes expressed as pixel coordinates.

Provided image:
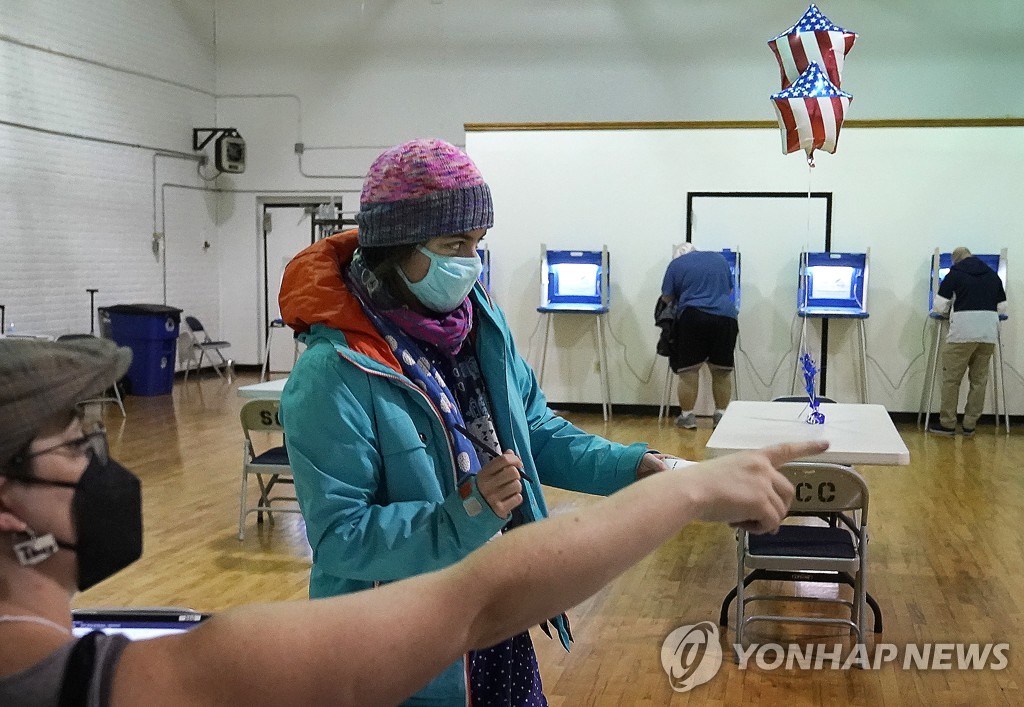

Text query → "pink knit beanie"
[355,138,494,247]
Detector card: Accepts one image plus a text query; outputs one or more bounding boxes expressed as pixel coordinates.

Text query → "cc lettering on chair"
[794,481,837,504]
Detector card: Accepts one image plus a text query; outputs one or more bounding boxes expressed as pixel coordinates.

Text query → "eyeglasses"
[22,420,108,466]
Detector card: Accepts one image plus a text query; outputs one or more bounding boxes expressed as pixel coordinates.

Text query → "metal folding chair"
[238,399,301,540]
[723,462,878,651]
[56,333,127,417]
[182,315,232,382]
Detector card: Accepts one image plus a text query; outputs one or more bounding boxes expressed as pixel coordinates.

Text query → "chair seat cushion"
[749,525,855,559]
[251,446,289,466]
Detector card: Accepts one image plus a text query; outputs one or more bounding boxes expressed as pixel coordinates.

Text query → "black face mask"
[12,454,143,591]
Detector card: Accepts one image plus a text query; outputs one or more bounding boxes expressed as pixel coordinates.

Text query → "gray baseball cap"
[0,337,131,467]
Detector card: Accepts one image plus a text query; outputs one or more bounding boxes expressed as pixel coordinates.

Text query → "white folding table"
[707,400,909,635]
[237,378,288,400]
[705,401,910,466]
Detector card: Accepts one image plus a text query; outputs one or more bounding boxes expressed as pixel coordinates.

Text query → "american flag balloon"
[770,62,852,163]
[768,4,856,90]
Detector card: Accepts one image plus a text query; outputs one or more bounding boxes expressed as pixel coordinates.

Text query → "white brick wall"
[0,0,217,366]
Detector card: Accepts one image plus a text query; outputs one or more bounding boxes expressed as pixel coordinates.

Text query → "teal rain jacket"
[278,232,649,705]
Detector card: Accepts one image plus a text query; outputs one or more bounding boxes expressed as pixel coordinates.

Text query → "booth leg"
[924,321,943,431]
[538,313,552,387]
[732,330,741,401]
[596,313,612,422]
[792,320,809,395]
[261,326,274,383]
[659,361,673,423]
[997,326,1010,434]
[858,319,869,403]
[918,321,938,427]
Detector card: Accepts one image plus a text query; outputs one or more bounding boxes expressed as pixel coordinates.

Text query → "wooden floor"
[80,372,1023,705]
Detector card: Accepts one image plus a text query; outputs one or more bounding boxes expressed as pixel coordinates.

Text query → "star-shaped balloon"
[768,4,857,90]
[770,62,852,165]
[801,352,826,424]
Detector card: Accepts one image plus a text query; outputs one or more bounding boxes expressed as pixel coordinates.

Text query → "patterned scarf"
[349,250,473,356]
[347,260,481,484]
[347,252,548,706]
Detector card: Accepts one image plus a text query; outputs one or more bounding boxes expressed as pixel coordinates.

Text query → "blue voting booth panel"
[477,248,491,292]
[539,249,608,312]
[721,248,741,311]
[929,252,1005,319]
[797,252,868,318]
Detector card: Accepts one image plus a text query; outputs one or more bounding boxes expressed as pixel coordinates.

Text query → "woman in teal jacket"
[279,139,665,706]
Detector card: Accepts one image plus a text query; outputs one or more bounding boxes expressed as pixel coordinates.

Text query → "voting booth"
[919,248,1009,433]
[797,251,869,318]
[721,248,742,313]
[538,247,609,312]
[536,245,612,420]
[477,244,491,292]
[658,247,742,422]
[792,250,871,403]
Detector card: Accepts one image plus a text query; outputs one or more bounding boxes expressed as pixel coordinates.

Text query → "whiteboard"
[465,124,1024,413]
[690,194,827,405]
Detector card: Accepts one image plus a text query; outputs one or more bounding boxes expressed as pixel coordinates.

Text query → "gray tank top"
[0,633,130,706]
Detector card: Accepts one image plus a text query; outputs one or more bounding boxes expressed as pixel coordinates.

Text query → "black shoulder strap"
[58,631,100,707]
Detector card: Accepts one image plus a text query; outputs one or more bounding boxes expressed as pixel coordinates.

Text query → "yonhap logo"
[660,621,723,693]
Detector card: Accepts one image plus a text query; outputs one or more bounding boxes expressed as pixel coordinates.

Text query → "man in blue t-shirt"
[660,243,739,429]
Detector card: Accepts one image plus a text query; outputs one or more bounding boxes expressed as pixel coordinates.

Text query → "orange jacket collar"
[278,229,401,373]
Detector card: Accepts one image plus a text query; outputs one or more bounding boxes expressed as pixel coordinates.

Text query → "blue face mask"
[399,246,483,313]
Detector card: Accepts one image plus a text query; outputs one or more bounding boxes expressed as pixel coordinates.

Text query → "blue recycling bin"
[101,304,182,396]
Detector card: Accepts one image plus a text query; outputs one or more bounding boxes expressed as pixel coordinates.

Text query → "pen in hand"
[451,423,533,485]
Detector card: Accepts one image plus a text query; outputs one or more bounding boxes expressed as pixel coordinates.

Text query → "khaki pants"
[940,341,995,429]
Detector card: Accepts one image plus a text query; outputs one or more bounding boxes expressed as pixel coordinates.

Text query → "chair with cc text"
[182,315,232,382]
[723,462,876,650]
[238,399,301,540]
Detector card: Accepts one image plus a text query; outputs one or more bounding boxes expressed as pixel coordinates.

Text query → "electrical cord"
[736,313,801,390]
[522,312,546,364]
[865,317,929,391]
[1002,361,1024,388]
[523,302,1020,402]
[604,317,658,385]
[866,352,925,391]
[521,309,657,385]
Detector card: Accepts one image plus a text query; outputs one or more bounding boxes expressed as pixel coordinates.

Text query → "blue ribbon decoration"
[801,352,826,424]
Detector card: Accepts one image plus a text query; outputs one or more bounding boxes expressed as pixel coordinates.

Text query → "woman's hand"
[635,452,668,480]
[475,451,525,519]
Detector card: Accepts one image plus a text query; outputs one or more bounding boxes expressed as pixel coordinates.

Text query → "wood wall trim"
[465,118,1024,132]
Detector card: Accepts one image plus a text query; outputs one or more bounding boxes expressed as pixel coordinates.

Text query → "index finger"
[761,440,830,468]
